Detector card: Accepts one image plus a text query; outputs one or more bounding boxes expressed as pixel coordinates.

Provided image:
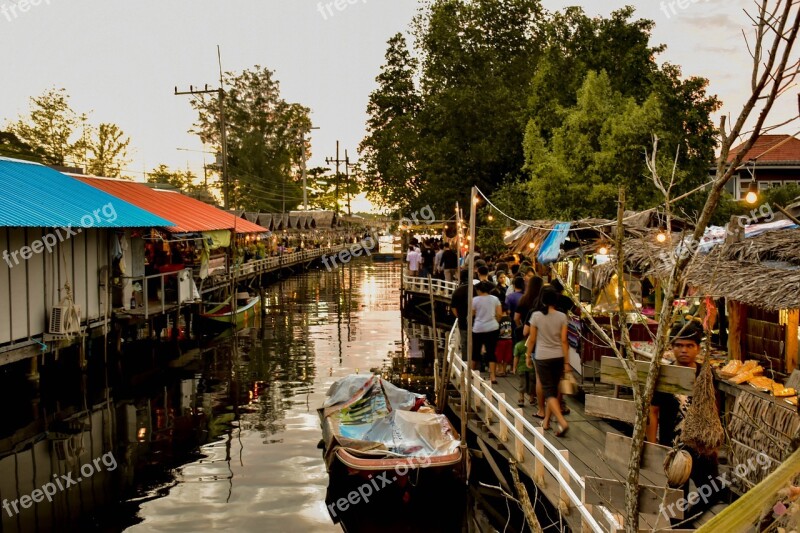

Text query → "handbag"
[559,370,579,395]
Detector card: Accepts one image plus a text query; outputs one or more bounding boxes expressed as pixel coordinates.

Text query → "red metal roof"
[73,176,269,234]
[728,134,800,163]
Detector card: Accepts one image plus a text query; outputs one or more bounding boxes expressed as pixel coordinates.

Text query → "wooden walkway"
[401,275,724,532]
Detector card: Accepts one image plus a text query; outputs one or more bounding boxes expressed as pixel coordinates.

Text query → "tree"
[0,130,46,162]
[146,164,216,204]
[592,3,800,531]
[191,66,312,212]
[8,88,86,166]
[86,123,131,177]
[516,7,720,221]
[304,166,338,211]
[359,33,423,211]
[523,71,668,219]
[411,0,544,213]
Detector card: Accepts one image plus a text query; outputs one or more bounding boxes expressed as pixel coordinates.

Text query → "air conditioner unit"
[49,305,81,334]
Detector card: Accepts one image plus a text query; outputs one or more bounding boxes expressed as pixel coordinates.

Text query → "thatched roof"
[257,214,272,230]
[291,210,336,227]
[688,253,800,310]
[594,228,800,311]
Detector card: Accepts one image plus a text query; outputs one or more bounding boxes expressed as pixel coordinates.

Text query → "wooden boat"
[200,294,260,327]
[319,374,462,474]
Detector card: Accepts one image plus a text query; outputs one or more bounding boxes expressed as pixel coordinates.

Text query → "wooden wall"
[0,227,110,347]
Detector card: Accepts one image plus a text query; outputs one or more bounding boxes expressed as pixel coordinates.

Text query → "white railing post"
[498,393,508,442]
[514,408,525,462]
[559,450,571,515]
[534,426,545,485]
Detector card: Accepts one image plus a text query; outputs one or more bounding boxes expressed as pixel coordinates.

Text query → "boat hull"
[200,296,260,328]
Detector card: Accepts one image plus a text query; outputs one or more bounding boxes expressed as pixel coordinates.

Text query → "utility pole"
[344,149,358,216]
[299,126,320,210]
[174,83,230,209]
[325,141,345,214]
[174,47,230,209]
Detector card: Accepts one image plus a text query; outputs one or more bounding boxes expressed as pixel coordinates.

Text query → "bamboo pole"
[510,460,544,533]
[696,446,800,533]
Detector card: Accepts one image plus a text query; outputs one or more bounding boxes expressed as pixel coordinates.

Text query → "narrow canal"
[0,259,467,533]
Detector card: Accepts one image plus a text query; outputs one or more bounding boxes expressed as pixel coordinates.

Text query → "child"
[513,340,535,407]
[495,311,514,377]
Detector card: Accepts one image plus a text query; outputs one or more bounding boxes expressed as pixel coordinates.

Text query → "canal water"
[0,259,464,533]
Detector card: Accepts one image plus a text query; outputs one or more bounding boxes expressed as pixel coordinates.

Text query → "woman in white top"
[472,281,502,383]
[524,288,570,436]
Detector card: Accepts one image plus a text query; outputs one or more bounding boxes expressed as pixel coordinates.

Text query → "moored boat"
[200,293,260,327]
[318,374,462,474]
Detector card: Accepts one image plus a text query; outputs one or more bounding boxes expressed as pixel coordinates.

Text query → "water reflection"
[0,261,462,532]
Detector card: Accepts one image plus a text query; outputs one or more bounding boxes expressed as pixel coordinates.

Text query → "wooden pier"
[403,275,725,532]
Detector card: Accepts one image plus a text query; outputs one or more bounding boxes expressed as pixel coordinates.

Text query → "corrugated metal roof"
[74,175,269,234]
[0,157,173,228]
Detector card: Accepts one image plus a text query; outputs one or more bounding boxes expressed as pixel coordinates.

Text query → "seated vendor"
[647,321,726,519]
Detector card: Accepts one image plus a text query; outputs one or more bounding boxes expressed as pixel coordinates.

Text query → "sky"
[1,0,796,212]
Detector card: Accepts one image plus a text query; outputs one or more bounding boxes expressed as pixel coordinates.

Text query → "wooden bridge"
[403,275,712,532]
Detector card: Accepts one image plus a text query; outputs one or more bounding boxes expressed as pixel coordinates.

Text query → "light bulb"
[745,190,758,204]
[598,246,609,255]
[656,232,667,243]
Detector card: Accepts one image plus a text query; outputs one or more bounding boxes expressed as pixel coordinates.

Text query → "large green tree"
[518,6,720,220]
[411,0,544,213]
[191,66,312,212]
[86,123,131,177]
[359,33,422,211]
[8,88,86,166]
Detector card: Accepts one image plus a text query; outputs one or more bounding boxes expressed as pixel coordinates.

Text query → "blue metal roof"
[0,158,174,228]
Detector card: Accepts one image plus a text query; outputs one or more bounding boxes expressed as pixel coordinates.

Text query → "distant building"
[725,134,800,200]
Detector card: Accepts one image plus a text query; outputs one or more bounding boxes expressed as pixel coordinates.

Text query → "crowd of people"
[417,246,577,438]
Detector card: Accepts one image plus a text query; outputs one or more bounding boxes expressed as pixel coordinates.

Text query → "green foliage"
[147,164,216,204]
[8,88,87,166]
[191,66,312,212]
[7,88,135,177]
[524,71,668,218]
[86,123,130,177]
[359,33,422,211]
[361,2,719,223]
[762,183,800,208]
[0,131,46,162]
[518,7,719,220]
[411,0,544,213]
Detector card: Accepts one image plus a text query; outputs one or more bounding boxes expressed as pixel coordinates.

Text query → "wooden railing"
[442,321,607,533]
[402,274,459,299]
[201,246,351,294]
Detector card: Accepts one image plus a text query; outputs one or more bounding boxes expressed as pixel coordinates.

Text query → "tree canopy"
[191,66,312,212]
[359,2,720,222]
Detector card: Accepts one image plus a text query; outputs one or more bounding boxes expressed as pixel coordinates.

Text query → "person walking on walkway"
[473,281,502,383]
[525,288,570,437]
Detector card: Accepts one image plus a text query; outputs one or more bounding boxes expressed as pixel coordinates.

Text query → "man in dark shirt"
[421,242,436,278]
[441,243,459,282]
[449,269,473,365]
[648,321,724,521]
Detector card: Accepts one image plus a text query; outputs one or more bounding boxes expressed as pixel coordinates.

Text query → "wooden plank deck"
[449,372,727,531]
